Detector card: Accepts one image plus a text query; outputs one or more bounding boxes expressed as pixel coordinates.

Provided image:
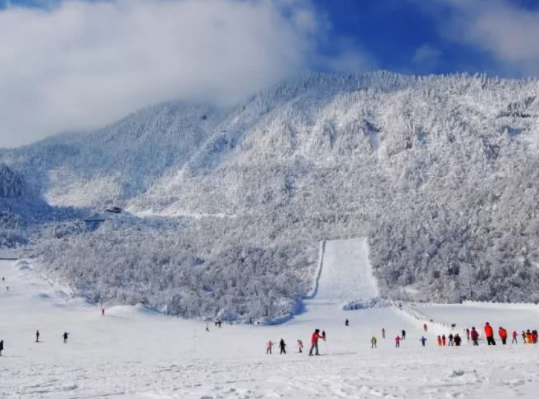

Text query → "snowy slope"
[314,238,378,303]
[2,259,539,399]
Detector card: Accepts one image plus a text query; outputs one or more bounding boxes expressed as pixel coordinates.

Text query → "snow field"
[1,241,539,399]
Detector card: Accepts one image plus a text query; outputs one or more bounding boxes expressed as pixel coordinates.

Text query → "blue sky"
[1,0,539,146]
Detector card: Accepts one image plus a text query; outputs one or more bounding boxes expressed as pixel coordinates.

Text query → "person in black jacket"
[63,332,69,344]
[0,340,4,356]
[279,339,287,354]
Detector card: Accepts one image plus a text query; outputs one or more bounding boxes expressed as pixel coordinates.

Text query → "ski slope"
[1,257,539,398]
[314,238,379,303]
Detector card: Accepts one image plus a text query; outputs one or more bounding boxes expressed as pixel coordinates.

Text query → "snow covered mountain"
[2,71,539,311]
[0,102,224,207]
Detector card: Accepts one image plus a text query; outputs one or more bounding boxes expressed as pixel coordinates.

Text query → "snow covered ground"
[1,239,539,398]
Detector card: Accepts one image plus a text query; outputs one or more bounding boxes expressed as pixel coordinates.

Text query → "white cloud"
[412,43,442,72]
[428,0,539,75]
[0,0,373,148]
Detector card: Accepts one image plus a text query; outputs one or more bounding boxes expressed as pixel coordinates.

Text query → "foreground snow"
[1,251,539,398]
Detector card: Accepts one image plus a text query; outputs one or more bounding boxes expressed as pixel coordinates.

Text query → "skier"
[448,333,454,346]
[454,334,462,346]
[512,330,518,344]
[345,319,349,327]
[395,336,401,348]
[442,335,446,347]
[420,336,427,347]
[498,327,508,345]
[297,339,303,353]
[371,336,377,349]
[423,323,428,332]
[266,341,274,354]
[63,332,69,344]
[35,330,40,343]
[466,328,470,341]
[279,339,287,355]
[401,330,406,340]
[381,328,386,339]
[0,340,3,356]
[471,327,479,346]
[484,322,496,345]
[309,329,323,356]
[437,336,442,346]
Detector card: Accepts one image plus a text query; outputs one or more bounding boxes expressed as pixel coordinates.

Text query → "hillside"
[2,71,539,315]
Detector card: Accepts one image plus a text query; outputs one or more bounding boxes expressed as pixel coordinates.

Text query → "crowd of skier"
[263,320,539,356]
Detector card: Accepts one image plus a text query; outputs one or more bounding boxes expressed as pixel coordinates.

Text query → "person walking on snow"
[279,339,287,355]
[35,330,40,343]
[448,333,454,346]
[499,327,508,345]
[484,322,496,345]
[266,341,274,354]
[420,336,427,347]
[423,323,428,332]
[102,307,105,316]
[466,328,470,341]
[0,340,3,356]
[454,334,462,346]
[309,329,323,356]
[345,319,349,327]
[401,330,406,340]
[471,327,479,346]
[298,339,304,353]
[442,335,446,347]
[395,336,401,348]
[322,331,326,341]
[371,336,377,349]
[512,330,518,344]
[63,332,69,344]
[382,328,386,339]
[437,336,442,346]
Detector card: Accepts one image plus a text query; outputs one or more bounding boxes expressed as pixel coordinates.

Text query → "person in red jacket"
[512,330,518,344]
[309,329,323,356]
[499,327,508,345]
[442,335,446,346]
[484,322,496,345]
[471,327,479,346]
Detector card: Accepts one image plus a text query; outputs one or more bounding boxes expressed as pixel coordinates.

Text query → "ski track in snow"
[1,240,539,399]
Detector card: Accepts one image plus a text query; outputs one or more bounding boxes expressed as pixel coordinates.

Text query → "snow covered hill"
[0,103,224,207]
[2,71,539,307]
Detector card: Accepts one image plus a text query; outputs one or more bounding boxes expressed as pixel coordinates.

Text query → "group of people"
[469,323,539,346]
[33,330,70,344]
[267,329,326,356]
[436,333,463,346]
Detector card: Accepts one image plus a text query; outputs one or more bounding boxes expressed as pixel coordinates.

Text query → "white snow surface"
[313,238,379,304]
[1,256,539,399]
